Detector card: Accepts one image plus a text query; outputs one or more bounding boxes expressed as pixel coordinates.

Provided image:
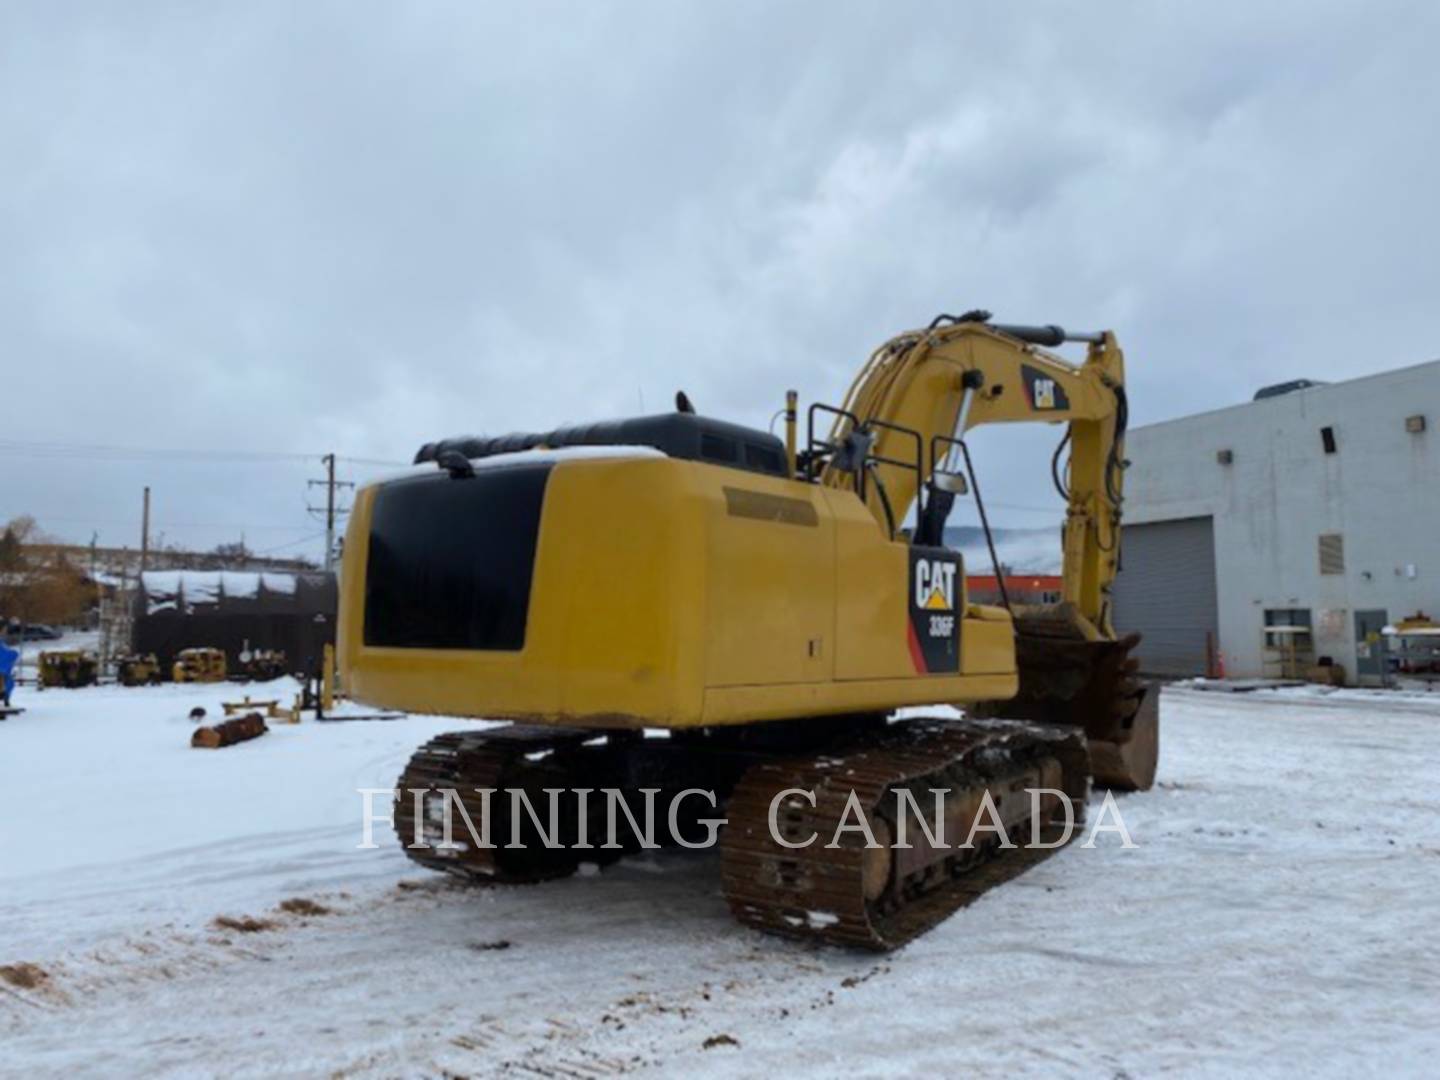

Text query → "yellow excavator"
[338,311,1159,949]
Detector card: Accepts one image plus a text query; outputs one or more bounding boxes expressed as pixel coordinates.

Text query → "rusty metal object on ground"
[192,712,268,748]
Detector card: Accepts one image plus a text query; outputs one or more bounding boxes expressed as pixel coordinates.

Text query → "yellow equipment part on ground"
[173,647,227,683]
[116,653,163,687]
[38,650,99,689]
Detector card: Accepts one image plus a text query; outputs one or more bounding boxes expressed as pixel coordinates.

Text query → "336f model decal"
[908,547,961,674]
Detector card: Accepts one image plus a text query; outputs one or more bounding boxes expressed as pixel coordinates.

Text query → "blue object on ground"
[0,640,18,703]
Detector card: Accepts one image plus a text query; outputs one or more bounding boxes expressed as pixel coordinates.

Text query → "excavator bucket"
[985,604,1160,791]
[1088,679,1159,791]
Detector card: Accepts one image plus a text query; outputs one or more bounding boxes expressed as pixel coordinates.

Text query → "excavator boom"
[824,314,1126,635]
[814,313,1155,789]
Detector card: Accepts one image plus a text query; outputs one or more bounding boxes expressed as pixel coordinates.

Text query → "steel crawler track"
[719,719,1090,949]
[394,725,609,883]
[392,717,1090,950]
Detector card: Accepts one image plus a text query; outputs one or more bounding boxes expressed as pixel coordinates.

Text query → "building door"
[1111,516,1219,676]
[1354,609,1389,686]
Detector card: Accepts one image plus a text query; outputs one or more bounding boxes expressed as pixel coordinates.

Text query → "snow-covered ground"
[2,682,1438,1077]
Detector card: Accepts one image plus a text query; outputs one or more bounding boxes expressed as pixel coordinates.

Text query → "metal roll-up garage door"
[1111,516,1218,676]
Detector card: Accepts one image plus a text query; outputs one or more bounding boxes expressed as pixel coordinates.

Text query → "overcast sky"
[3,1,1438,559]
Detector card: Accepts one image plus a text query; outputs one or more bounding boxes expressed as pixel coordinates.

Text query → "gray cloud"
[3,1,1437,554]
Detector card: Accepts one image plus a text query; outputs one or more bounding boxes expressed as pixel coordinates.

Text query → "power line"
[337,455,412,468]
[253,530,329,555]
[0,439,410,468]
[29,515,330,532]
[0,441,314,463]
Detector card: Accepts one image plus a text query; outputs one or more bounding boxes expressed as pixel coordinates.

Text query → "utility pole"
[140,486,151,572]
[324,454,335,571]
[308,454,353,573]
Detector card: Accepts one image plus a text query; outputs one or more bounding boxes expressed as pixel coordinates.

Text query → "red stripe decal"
[906,619,928,674]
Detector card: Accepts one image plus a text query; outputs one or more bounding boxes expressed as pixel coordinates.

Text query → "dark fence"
[132,571,337,676]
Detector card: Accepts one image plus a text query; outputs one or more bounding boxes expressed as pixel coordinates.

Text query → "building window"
[1267,613,1313,648]
[1263,609,1315,678]
[1320,426,1337,454]
[1318,533,1345,575]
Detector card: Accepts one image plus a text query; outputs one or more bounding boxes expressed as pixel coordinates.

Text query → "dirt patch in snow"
[277,898,332,917]
[211,915,278,934]
[0,963,50,991]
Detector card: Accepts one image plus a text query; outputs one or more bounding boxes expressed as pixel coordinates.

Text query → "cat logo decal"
[1022,364,1070,411]
[908,550,960,674]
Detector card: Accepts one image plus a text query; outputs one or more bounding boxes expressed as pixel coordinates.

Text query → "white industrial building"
[1112,359,1440,685]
